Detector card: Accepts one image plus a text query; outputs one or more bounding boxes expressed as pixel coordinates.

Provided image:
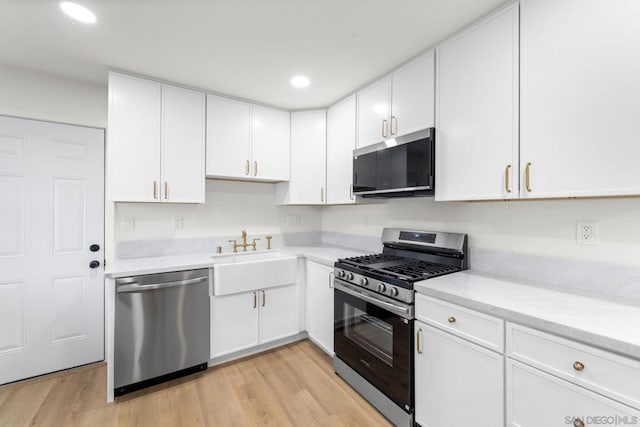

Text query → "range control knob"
[378,283,386,293]
[360,277,369,286]
[337,270,346,278]
[390,287,399,297]
[346,273,354,281]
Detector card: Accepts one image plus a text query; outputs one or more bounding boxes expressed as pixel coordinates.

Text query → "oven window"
[344,303,393,367]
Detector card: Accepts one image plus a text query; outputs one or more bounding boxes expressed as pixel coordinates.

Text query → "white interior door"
[0,116,104,385]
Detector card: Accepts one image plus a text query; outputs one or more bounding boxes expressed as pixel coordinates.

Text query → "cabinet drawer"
[416,294,504,353]
[507,359,640,426]
[507,323,640,409]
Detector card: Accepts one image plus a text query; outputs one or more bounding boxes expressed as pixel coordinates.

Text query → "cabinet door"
[415,322,504,427]
[305,262,334,355]
[210,291,259,358]
[326,95,356,205]
[435,4,519,201]
[390,53,435,137]
[287,110,327,205]
[520,0,640,198]
[251,105,290,181]
[206,94,251,179]
[507,359,640,426]
[161,84,205,203]
[259,284,299,344]
[357,78,390,148]
[108,72,161,202]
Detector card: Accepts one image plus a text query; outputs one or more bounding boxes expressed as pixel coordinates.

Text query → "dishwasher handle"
[117,276,208,293]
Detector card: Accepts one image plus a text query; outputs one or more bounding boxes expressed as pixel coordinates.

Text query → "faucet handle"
[251,238,260,251]
[228,239,238,253]
[265,235,273,250]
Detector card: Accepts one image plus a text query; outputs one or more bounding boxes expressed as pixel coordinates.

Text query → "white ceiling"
[0,0,506,110]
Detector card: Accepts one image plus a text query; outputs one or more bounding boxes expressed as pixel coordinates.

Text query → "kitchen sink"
[211,251,298,295]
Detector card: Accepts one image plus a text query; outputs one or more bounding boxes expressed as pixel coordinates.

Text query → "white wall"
[0,63,107,128]
[114,179,321,242]
[323,197,640,266]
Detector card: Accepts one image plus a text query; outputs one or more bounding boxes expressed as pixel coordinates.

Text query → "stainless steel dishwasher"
[114,268,210,396]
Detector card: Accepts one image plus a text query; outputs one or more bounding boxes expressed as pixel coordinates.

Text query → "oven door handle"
[334,281,413,319]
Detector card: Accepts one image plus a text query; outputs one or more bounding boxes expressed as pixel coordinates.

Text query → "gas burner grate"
[379,261,460,281]
[342,254,404,265]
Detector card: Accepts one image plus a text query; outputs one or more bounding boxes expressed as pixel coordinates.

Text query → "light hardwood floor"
[0,340,392,426]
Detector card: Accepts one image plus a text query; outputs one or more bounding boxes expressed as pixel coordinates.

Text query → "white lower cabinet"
[210,284,299,359]
[507,359,640,426]
[259,284,299,344]
[210,291,259,358]
[305,261,334,355]
[415,321,504,427]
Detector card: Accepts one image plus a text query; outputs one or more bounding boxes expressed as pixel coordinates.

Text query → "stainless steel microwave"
[353,128,435,198]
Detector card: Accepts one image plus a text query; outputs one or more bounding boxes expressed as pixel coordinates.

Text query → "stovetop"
[338,253,461,283]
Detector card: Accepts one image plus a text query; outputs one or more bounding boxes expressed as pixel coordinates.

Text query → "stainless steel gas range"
[333,228,468,427]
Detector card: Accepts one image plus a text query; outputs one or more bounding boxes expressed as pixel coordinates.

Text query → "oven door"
[334,280,413,411]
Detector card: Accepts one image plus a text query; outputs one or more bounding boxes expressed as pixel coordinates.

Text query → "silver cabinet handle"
[329,272,334,289]
[245,160,250,176]
[381,119,388,138]
[505,165,511,194]
[117,276,207,293]
[350,184,354,200]
[164,181,168,200]
[390,116,397,135]
[254,161,258,176]
[253,291,257,309]
[321,187,324,203]
[417,328,423,354]
[153,181,158,199]
[261,290,265,307]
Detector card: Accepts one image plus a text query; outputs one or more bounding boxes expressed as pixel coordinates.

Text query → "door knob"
[89,260,100,269]
[90,244,100,252]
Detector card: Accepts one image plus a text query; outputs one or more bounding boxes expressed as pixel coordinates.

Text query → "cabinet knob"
[89,244,100,252]
[574,418,585,427]
[447,316,456,324]
[89,260,100,269]
[573,361,585,371]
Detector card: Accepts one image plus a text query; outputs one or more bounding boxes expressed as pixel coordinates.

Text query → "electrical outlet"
[286,214,300,226]
[120,217,135,232]
[576,221,597,245]
[174,216,184,230]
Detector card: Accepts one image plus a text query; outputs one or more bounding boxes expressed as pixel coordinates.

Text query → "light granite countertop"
[415,271,640,360]
[104,244,369,279]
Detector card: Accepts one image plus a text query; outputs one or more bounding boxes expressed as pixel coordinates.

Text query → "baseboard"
[208,332,308,366]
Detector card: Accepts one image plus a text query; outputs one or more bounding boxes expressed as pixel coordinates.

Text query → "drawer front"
[416,294,504,353]
[507,359,640,426]
[507,323,640,409]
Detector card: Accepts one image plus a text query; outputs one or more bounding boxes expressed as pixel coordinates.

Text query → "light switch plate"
[120,217,135,232]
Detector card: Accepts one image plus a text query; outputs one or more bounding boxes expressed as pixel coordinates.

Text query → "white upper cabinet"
[251,105,290,181]
[277,110,327,205]
[435,4,519,201]
[206,98,290,182]
[390,53,435,138]
[357,78,390,148]
[326,95,356,205]
[108,72,205,203]
[357,52,435,148]
[520,0,640,198]
[205,95,251,179]
[108,73,162,202]
[161,84,205,203]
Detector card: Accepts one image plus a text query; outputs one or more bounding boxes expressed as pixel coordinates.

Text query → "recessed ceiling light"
[290,75,310,89]
[59,2,97,24]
